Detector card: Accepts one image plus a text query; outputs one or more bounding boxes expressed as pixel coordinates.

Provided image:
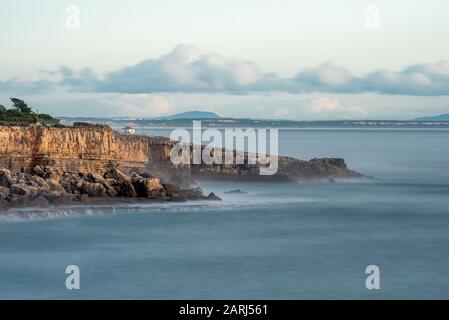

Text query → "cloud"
[293,60,449,95]
[1,45,449,96]
[273,106,290,118]
[307,97,366,119]
[104,94,176,117]
[91,44,265,94]
[0,78,54,94]
[295,62,353,88]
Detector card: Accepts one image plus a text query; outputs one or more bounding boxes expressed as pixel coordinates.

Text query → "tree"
[0,98,59,125]
[10,97,32,114]
[0,105,6,120]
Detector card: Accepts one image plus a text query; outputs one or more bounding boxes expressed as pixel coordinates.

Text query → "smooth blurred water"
[1,128,449,299]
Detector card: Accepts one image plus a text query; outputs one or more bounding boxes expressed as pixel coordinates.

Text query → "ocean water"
[1,128,449,299]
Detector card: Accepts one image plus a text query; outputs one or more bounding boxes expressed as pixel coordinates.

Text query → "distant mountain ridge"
[415,114,449,121]
[155,111,221,120]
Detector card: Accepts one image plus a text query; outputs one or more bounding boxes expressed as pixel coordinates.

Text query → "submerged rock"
[206,192,222,201]
[224,189,248,194]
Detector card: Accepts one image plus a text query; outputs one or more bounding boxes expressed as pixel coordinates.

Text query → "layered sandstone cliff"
[0,125,363,180]
[0,126,148,173]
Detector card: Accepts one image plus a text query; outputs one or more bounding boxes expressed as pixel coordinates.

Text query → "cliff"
[0,125,363,180]
[0,126,148,173]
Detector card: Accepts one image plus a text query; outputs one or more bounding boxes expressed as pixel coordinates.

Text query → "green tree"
[0,105,6,120]
[10,97,32,114]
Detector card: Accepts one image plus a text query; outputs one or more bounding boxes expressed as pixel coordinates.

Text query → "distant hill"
[57,116,449,129]
[415,114,449,121]
[156,111,221,120]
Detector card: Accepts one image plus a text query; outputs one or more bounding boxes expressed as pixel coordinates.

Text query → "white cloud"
[294,60,449,95]
[308,97,366,119]
[273,106,290,118]
[93,44,264,93]
[105,94,176,117]
[2,45,449,96]
[298,62,352,86]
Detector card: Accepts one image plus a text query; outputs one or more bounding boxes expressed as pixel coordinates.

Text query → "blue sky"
[1,0,449,119]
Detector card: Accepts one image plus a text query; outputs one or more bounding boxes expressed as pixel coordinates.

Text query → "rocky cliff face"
[0,126,364,180]
[0,126,148,173]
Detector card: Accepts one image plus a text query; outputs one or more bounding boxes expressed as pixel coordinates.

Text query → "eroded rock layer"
[0,126,364,180]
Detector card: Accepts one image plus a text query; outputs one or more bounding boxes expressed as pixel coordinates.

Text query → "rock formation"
[0,166,220,211]
[0,126,364,181]
[0,125,366,212]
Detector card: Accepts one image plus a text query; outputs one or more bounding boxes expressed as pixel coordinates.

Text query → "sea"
[1,128,449,299]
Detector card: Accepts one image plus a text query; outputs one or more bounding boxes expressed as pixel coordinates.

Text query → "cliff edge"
[0,125,364,180]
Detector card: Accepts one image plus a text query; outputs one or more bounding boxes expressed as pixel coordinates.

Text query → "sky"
[0,0,449,120]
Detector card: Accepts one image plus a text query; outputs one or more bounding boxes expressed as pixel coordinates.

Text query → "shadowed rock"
[0,166,219,212]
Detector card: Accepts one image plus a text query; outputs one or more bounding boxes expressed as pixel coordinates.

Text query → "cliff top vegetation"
[0,98,59,126]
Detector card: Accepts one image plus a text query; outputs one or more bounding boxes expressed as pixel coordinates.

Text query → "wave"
[0,197,317,222]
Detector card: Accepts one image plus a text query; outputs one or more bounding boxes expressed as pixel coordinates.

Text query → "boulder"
[32,165,45,176]
[163,183,181,195]
[46,179,67,194]
[224,189,248,194]
[104,168,129,182]
[75,180,83,189]
[80,182,107,197]
[0,186,10,198]
[30,176,50,194]
[163,183,207,201]
[29,196,50,208]
[0,198,9,212]
[9,184,38,198]
[51,194,76,206]
[130,173,165,199]
[130,173,146,196]
[4,194,25,207]
[103,183,118,197]
[91,173,108,185]
[43,166,61,183]
[78,194,90,203]
[170,193,187,202]
[0,169,13,188]
[0,164,222,208]
[41,191,64,202]
[184,188,204,199]
[60,176,77,193]
[206,192,222,201]
[104,168,137,197]
[144,178,166,199]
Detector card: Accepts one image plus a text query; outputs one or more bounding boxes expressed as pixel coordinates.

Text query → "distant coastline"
[59,116,449,129]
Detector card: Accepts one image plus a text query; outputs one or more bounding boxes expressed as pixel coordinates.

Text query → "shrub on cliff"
[72,122,110,128]
[11,98,33,114]
[0,98,59,125]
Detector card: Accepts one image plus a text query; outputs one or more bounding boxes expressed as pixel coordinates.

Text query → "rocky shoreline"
[0,165,221,213]
[0,126,368,214]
